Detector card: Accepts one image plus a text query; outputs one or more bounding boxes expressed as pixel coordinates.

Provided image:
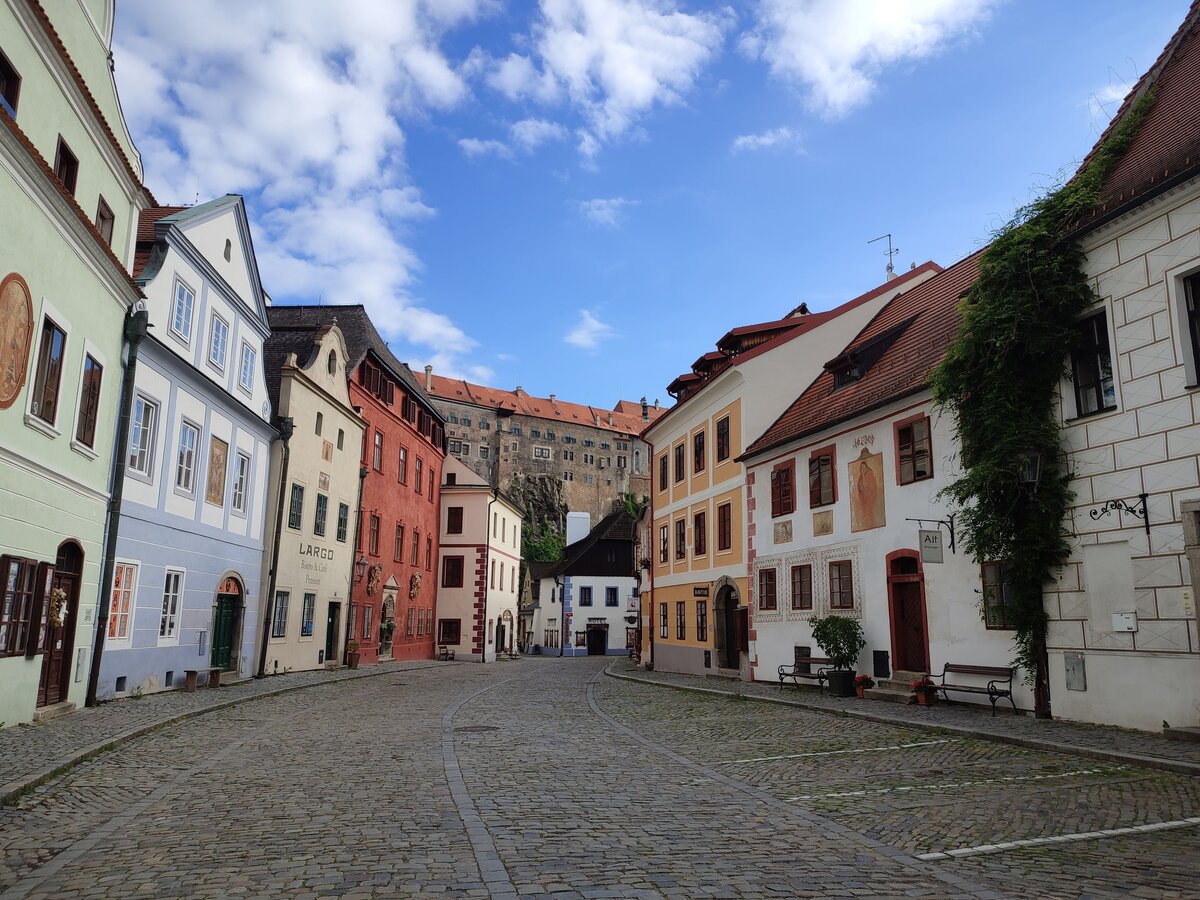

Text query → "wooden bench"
[183,668,222,692]
[437,645,455,661]
[778,656,832,690]
[932,663,1016,715]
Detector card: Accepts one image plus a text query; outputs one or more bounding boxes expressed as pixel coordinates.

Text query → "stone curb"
[604,664,1200,780]
[0,659,451,805]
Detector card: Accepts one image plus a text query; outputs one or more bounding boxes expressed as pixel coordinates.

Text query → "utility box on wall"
[1064,652,1087,691]
[1111,612,1138,632]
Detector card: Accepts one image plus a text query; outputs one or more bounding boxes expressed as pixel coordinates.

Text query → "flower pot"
[347,651,361,670]
[855,685,866,699]
[916,691,936,706]
[825,669,855,697]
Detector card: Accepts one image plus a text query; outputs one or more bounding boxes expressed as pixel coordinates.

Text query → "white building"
[436,456,523,661]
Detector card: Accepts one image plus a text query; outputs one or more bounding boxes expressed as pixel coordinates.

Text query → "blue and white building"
[96,196,274,696]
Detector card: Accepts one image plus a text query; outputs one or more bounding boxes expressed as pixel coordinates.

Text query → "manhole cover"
[455,725,499,733]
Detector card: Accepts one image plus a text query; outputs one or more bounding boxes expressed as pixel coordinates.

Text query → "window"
[105,562,138,642]
[205,436,228,506]
[790,565,813,611]
[425,537,432,571]
[208,314,229,371]
[429,471,435,501]
[758,568,777,611]
[407,607,415,636]
[337,429,344,451]
[771,460,795,517]
[300,593,315,637]
[675,519,686,560]
[605,586,618,607]
[717,503,732,551]
[272,591,289,638]
[534,446,551,459]
[327,350,337,375]
[362,603,372,640]
[0,49,21,116]
[0,557,37,657]
[830,561,854,609]
[896,417,932,485]
[373,431,383,471]
[175,420,199,492]
[415,457,423,493]
[658,455,668,491]
[369,515,380,555]
[659,603,668,639]
[128,395,158,474]
[674,444,685,482]
[809,449,835,507]
[53,137,78,194]
[411,529,420,566]
[676,601,686,640]
[1071,311,1116,416]
[1187,274,1200,379]
[30,316,66,425]
[447,506,463,534]
[659,524,668,563]
[394,524,405,561]
[238,342,256,393]
[287,484,304,529]
[439,618,461,644]
[696,600,708,643]
[314,494,328,537]
[693,511,707,556]
[716,416,730,462]
[448,439,462,455]
[337,503,349,542]
[232,452,250,513]
[579,586,593,606]
[442,556,464,588]
[95,196,114,246]
[693,431,706,473]
[169,279,195,343]
[159,569,183,639]
[75,354,103,447]
[981,561,1015,629]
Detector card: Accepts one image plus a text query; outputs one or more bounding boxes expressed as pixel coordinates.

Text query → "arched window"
[327,350,337,375]
[223,239,232,262]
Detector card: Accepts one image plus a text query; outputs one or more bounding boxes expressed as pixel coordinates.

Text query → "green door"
[211,596,236,670]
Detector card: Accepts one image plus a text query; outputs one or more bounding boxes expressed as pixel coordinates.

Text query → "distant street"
[2,658,1198,899]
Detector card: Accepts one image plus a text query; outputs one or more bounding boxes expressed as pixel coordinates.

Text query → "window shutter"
[770,470,781,517]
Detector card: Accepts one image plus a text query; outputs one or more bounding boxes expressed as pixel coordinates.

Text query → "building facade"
[96,197,274,696]
[260,315,365,675]
[436,456,523,662]
[642,266,939,678]
[0,0,149,723]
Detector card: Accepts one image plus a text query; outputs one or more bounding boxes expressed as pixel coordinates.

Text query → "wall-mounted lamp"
[354,555,368,583]
[1020,450,1043,491]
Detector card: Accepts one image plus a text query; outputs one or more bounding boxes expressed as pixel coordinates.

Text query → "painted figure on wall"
[849,448,885,532]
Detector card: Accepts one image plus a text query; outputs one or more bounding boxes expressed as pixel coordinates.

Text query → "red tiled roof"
[1077,0,1200,228]
[743,253,982,458]
[132,205,188,277]
[425,374,660,435]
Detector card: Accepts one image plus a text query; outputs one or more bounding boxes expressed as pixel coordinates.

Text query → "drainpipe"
[554,574,565,657]
[343,464,368,662]
[480,492,497,663]
[86,306,150,708]
[645,437,655,671]
[256,416,294,678]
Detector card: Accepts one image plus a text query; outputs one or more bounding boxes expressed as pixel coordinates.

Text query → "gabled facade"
[96,197,275,697]
[260,315,366,674]
[641,265,940,678]
[436,455,523,661]
[0,0,149,724]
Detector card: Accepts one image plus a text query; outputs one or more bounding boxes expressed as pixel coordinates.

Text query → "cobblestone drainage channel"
[454,725,500,733]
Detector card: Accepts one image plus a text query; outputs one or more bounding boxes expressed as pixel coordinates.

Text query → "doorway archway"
[886,550,929,674]
[38,540,83,707]
[212,575,244,672]
[713,576,744,671]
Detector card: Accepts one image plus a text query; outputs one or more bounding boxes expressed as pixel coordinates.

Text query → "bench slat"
[944,664,1011,677]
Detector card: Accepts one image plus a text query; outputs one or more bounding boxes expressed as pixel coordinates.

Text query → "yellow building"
[641,266,940,677]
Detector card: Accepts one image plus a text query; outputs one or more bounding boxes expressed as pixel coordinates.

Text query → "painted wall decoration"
[812,510,833,536]
[206,436,229,505]
[0,273,34,410]
[849,448,886,532]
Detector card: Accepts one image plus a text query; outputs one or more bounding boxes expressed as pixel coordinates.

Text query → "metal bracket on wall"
[1088,492,1150,537]
[905,514,956,554]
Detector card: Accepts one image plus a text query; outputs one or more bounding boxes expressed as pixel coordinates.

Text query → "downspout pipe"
[86,307,149,707]
[343,465,368,661]
[554,574,564,657]
[256,416,294,678]
[480,492,497,662]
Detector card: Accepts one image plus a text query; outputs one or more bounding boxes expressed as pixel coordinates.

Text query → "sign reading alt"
[919,529,943,564]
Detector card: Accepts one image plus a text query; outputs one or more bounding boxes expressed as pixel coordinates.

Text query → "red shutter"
[770,470,781,517]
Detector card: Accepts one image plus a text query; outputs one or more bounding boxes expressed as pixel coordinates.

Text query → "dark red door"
[892,582,928,673]
[38,542,82,708]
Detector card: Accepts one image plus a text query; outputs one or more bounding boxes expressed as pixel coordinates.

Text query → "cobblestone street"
[2,657,1198,898]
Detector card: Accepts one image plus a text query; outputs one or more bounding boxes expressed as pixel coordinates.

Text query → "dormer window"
[832,361,861,388]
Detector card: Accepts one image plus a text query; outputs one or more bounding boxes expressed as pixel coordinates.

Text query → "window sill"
[24,413,61,439]
[1064,405,1120,424]
[70,439,98,460]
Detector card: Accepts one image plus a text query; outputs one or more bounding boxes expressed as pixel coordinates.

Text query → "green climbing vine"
[929,90,1155,697]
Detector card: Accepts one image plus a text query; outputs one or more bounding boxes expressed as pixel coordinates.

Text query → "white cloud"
[577,196,638,227]
[730,126,800,153]
[510,117,569,151]
[458,137,515,159]
[740,0,995,118]
[565,309,615,348]
[113,1,491,369]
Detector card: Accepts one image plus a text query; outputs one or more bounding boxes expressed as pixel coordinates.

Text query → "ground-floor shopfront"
[648,576,747,677]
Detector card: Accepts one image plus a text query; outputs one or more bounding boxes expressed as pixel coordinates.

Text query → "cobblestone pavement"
[1,657,1198,898]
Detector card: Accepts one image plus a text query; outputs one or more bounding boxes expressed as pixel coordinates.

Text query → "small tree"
[809,616,865,671]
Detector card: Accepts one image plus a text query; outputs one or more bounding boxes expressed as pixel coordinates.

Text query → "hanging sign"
[919,529,943,564]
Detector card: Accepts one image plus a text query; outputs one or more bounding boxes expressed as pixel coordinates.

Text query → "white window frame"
[175,419,200,494]
[238,340,256,395]
[158,567,184,644]
[1165,261,1200,387]
[300,593,316,639]
[232,451,250,515]
[128,394,159,477]
[25,302,69,435]
[170,277,195,345]
[108,560,139,646]
[208,313,229,373]
[70,340,107,459]
[272,591,289,639]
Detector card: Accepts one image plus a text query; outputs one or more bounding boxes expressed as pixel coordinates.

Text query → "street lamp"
[354,555,368,583]
[1020,450,1042,491]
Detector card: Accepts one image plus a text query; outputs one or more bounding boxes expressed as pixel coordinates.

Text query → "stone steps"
[1164,726,1200,743]
[863,687,914,704]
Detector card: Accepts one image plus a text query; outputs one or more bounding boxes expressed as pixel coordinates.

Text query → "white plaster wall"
[123,363,171,510]
[569,574,638,653]
[186,215,257,310]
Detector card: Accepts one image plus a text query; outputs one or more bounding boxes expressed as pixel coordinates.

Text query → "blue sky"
[112,1,1191,410]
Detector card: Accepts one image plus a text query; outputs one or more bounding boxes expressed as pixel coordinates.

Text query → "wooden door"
[211,596,236,670]
[38,543,82,708]
[586,626,607,655]
[324,603,339,662]
[892,582,928,672]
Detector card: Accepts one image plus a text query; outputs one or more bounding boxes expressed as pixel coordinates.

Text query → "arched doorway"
[713,577,745,671]
[498,609,514,654]
[886,550,929,674]
[211,575,244,672]
[38,540,83,707]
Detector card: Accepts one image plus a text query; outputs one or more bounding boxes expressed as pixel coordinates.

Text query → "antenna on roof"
[869,233,899,281]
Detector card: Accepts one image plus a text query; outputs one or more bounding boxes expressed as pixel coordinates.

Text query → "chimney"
[566,511,591,545]
[641,396,648,422]
[607,413,614,426]
[654,399,660,410]
[549,393,556,403]
[424,364,432,390]
[515,385,523,396]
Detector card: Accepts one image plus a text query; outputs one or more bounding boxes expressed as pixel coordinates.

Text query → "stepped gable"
[743,253,982,459]
[1076,0,1200,229]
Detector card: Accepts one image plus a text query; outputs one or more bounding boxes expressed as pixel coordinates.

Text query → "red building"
[270,306,445,664]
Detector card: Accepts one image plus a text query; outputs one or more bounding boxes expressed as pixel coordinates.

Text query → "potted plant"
[854,674,875,698]
[809,616,866,697]
[913,675,938,706]
[346,640,361,670]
